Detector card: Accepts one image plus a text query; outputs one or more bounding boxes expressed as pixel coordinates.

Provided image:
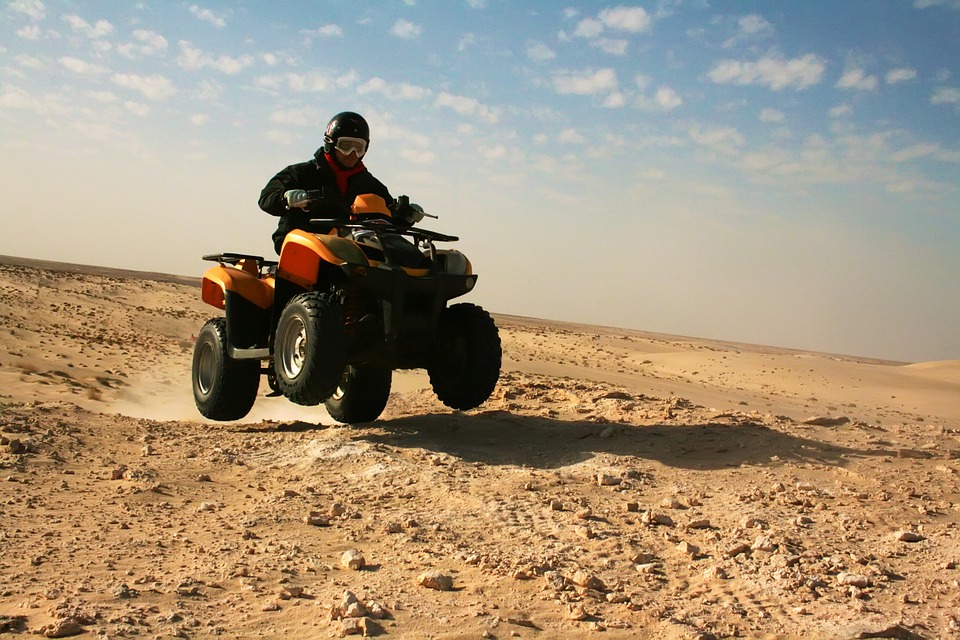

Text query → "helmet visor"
[334,136,367,157]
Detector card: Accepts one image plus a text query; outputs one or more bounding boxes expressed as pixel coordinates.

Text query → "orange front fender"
[277,229,369,288]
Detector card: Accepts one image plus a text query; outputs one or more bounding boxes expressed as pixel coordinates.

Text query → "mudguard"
[277,229,370,288]
[201,264,275,310]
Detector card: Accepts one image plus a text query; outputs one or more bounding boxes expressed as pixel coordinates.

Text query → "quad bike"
[191,192,501,423]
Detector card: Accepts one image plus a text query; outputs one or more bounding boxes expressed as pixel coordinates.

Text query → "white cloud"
[189,5,226,28]
[112,73,178,100]
[15,54,42,68]
[86,90,118,103]
[195,80,223,101]
[302,24,342,39]
[357,78,430,101]
[268,107,319,127]
[125,101,150,116]
[9,0,46,20]
[738,14,774,35]
[16,25,41,40]
[189,114,210,126]
[599,6,651,32]
[574,18,604,38]
[886,67,917,84]
[760,107,785,123]
[434,92,500,124]
[553,68,618,95]
[557,128,586,144]
[890,142,940,162]
[836,68,878,91]
[708,54,826,91]
[914,0,960,9]
[932,87,960,105]
[526,41,556,62]
[688,125,745,154]
[592,38,628,55]
[655,86,682,110]
[467,0,488,7]
[119,30,168,58]
[62,15,114,39]
[723,14,775,48]
[177,41,254,75]
[478,144,507,161]
[0,84,34,109]
[59,56,109,76]
[391,19,422,39]
[457,33,477,52]
[829,103,853,118]
[604,91,626,108]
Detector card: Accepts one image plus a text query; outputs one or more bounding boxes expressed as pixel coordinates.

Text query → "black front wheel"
[325,365,392,424]
[192,318,260,421]
[428,303,501,410]
[273,292,347,406]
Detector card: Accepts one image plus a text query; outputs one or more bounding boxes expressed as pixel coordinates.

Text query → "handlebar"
[308,218,459,243]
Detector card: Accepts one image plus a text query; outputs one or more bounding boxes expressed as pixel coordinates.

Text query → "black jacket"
[259,150,392,253]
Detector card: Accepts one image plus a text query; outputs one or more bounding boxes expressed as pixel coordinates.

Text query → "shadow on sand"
[329,410,893,471]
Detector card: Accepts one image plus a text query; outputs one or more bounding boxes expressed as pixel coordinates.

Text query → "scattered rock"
[597,473,622,486]
[703,565,728,580]
[417,571,453,591]
[837,572,871,588]
[341,549,365,570]
[752,535,776,552]
[112,583,138,599]
[676,540,701,557]
[803,415,850,427]
[895,530,925,542]
[304,511,331,527]
[40,619,84,638]
[571,570,606,591]
[567,603,590,621]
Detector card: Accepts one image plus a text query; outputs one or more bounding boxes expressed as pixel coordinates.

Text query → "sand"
[1,255,958,639]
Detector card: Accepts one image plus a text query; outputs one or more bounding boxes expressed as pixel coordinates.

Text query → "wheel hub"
[196,341,215,395]
[278,317,308,379]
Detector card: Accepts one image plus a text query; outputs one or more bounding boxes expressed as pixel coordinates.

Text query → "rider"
[259,111,422,254]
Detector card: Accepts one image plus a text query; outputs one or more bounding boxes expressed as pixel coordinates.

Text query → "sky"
[1,0,959,363]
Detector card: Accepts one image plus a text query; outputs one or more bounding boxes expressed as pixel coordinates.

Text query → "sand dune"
[1,256,958,639]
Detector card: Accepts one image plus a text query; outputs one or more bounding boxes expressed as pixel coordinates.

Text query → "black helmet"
[323,111,370,154]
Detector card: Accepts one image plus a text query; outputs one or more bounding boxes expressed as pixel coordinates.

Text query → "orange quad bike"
[191,192,501,423]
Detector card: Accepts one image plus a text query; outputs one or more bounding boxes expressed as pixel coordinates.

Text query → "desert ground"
[1,255,958,640]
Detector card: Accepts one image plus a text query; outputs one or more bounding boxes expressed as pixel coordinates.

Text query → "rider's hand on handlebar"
[284,189,311,209]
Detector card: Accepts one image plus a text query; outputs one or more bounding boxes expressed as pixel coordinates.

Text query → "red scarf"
[323,152,365,196]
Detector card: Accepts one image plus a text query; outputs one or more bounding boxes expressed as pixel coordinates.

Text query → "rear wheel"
[325,365,392,424]
[273,292,346,405]
[192,318,260,421]
[428,303,501,410]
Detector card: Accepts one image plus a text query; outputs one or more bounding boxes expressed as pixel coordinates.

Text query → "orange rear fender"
[201,264,275,310]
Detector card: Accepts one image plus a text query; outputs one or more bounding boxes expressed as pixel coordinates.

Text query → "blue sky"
[1,0,958,362]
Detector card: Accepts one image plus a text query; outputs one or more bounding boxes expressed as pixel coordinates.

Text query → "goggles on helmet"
[333,136,367,157]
